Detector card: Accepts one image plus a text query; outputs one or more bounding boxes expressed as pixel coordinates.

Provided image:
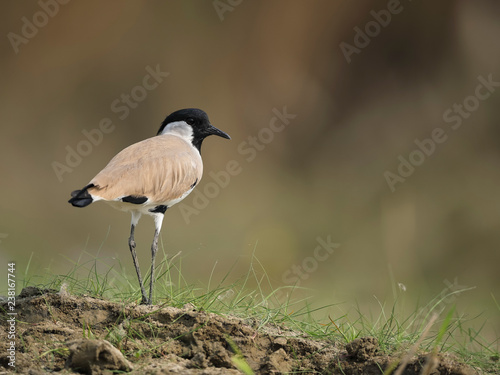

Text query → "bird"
[68,108,230,305]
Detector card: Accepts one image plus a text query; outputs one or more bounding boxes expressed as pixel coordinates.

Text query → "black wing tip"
[69,184,94,208]
[122,195,148,204]
[68,196,93,207]
[70,189,82,198]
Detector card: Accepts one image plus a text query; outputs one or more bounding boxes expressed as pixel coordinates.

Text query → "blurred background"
[1,1,499,341]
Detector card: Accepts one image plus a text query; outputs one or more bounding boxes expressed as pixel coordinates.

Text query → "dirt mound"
[0,288,477,374]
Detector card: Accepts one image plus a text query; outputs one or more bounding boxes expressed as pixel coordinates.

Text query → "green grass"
[11,251,500,374]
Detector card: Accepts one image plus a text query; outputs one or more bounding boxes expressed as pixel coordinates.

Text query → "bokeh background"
[1,1,499,341]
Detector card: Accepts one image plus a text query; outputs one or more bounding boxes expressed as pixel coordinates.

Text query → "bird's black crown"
[157,108,230,151]
[157,108,210,135]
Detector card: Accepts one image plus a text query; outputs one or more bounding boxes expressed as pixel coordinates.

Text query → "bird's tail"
[68,184,94,207]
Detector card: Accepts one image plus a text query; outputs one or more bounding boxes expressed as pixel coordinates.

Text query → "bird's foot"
[140,296,152,305]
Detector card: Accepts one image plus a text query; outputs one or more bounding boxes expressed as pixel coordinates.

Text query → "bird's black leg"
[128,224,148,304]
[147,208,166,305]
[148,227,160,304]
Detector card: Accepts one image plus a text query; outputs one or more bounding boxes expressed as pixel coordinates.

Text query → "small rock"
[346,337,379,362]
[273,337,287,347]
[190,352,208,369]
[65,339,133,374]
[262,348,292,373]
[183,303,196,311]
[208,342,233,368]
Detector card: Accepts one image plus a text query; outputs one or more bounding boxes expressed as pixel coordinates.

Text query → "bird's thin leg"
[148,228,160,303]
[148,213,164,304]
[128,212,148,304]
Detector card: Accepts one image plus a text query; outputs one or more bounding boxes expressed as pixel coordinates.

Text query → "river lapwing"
[68,108,230,304]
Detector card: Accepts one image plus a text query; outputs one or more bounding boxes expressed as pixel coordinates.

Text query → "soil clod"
[65,339,133,374]
[346,336,380,362]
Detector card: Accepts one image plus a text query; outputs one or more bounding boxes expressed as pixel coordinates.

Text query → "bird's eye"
[186,118,195,125]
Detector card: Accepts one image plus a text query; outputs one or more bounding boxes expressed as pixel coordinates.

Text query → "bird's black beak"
[208,124,231,140]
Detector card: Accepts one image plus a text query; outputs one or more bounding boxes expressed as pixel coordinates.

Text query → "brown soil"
[0,287,479,374]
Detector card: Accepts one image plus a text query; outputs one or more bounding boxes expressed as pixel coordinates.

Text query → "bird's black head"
[157,108,230,152]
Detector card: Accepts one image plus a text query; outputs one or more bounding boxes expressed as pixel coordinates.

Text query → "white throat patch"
[159,121,194,143]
